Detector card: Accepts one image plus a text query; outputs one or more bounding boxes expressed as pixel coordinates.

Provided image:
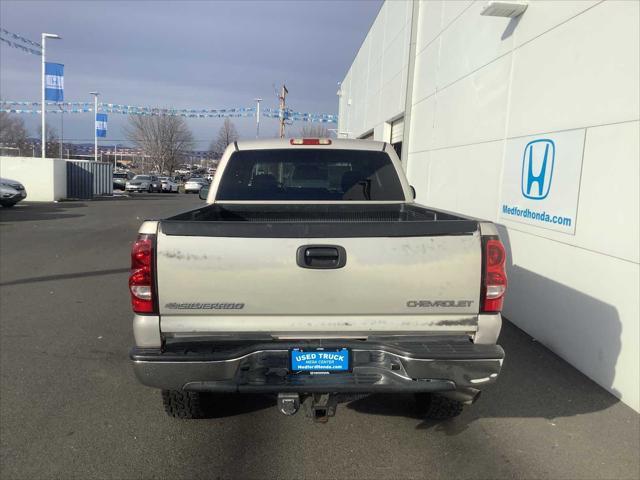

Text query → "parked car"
[125,175,162,193]
[129,138,507,422]
[0,177,27,207]
[183,177,208,194]
[113,171,133,190]
[158,177,179,193]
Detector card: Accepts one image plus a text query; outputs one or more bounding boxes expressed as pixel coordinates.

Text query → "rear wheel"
[162,390,207,419]
[416,393,464,420]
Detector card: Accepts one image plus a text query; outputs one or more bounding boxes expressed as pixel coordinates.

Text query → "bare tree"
[0,112,31,156]
[36,123,60,158]
[298,124,331,138]
[124,115,194,174]
[210,118,239,159]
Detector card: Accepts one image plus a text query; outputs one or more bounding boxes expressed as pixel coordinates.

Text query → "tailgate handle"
[297,245,347,269]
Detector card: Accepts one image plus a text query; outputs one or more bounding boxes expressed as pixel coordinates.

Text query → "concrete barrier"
[0,156,67,202]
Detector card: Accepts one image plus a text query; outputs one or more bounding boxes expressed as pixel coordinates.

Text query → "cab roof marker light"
[289,138,332,146]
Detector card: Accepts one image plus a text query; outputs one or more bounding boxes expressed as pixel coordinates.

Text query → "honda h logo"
[521,139,555,200]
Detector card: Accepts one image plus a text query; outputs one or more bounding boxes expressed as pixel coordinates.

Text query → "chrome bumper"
[131,340,504,402]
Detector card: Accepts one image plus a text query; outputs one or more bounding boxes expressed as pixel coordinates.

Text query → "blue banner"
[96,113,107,137]
[45,63,64,101]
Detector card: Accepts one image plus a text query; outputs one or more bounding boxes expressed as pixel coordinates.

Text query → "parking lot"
[0,194,638,480]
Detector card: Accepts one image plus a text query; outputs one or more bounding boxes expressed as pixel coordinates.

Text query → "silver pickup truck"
[129,138,507,422]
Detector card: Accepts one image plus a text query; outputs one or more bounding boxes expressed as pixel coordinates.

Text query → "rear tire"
[416,393,464,420]
[162,390,207,419]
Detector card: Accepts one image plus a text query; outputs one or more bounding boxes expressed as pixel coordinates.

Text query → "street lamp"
[89,92,100,161]
[41,33,61,159]
[254,97,262,138]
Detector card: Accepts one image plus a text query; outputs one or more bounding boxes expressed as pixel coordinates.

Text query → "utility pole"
[90,92,100,161]
[278,84,288,138]
[58,104,63,160]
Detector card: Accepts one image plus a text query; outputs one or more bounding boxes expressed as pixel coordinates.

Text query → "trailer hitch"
[277,393,339,422]
[304,393,338,423]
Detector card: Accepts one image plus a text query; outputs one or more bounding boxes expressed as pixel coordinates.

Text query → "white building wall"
[339,0,640,411]
[338,0,412,140]
[0,156,67,202]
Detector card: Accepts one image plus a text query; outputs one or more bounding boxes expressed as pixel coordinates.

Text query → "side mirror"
[199,185,210,201]
[410,185,416,199]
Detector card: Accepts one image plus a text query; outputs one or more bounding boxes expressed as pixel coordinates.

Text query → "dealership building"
[338,0,639,411]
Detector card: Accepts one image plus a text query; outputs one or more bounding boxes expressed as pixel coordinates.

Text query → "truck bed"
[160,203,479,238]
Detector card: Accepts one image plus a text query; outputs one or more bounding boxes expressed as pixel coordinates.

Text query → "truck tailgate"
[156,227,482,335]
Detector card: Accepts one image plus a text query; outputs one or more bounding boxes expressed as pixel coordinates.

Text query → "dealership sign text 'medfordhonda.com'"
[500,129,586,235]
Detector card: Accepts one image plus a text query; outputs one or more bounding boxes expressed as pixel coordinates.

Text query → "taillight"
[129,234,156,314]
[481,237,507,313]
[290,138,332,145]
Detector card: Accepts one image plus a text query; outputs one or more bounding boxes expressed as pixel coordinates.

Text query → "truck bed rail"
[160,204,479,238]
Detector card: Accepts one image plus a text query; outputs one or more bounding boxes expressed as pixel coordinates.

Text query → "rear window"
[217,149,404,201]
[114,173,128,179]
[134,175,150,180]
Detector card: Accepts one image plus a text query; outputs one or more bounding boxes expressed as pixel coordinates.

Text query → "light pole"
[41,33,61,159]
[254,97,262,138]
[58,104,64,160]
[89,92,99,161]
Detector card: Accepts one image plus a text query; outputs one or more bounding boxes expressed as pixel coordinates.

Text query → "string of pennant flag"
[1,101,338,123]
[0,28,41,48]
[0,28,42,56]
[262,108,338,121]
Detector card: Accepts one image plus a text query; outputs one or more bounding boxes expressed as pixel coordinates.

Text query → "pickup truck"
[129,138,507,422]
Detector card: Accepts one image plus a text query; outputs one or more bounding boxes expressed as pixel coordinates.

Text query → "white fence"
[0,156,67,202]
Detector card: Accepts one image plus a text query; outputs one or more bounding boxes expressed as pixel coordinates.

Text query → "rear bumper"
[130,339,504,401]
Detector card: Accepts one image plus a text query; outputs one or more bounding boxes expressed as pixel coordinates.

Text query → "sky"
[0,0,382,149]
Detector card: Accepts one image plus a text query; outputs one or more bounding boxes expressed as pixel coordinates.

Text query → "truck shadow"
[200,393,275,418]
[347,319,620,433]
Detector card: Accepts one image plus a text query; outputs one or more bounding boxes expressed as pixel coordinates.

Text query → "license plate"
[290,348,350,372]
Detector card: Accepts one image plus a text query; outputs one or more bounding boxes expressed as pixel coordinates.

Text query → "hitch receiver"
[304,393,338,423]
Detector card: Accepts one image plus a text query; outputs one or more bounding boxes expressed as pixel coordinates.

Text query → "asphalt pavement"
[1,194,638,480]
